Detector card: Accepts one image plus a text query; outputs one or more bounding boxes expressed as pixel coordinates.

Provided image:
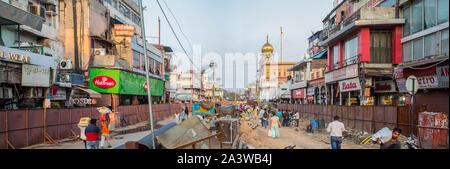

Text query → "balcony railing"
[10,46,44,55]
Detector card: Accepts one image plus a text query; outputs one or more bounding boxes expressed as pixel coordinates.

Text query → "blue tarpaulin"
[313,50,327,59]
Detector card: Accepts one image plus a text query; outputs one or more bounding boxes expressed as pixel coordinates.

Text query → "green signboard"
[90,68,164,96]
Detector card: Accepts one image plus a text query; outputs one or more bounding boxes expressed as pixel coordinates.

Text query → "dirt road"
[240,118,379,149]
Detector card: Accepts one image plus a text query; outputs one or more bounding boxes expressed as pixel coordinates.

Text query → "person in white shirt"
[326,116,345,149]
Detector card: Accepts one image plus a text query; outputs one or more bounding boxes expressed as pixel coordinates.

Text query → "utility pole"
[280,26,283,63]
[210,61,216,102]
[139,0,156,149]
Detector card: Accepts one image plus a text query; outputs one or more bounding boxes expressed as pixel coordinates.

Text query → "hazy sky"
[142,0,334,89]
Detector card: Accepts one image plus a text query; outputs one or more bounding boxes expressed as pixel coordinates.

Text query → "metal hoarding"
[21,64,50,87]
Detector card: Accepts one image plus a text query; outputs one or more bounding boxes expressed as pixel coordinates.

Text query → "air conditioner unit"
[29,5,40,16]
[60,60,73,70]
[60,74,71,82]
[3,88,13,99]
[94,48,106,56]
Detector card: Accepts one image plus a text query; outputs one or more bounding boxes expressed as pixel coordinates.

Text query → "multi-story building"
[394,0,448,112]
[58,0,166,109]
[1,0,62,109]
[320,0,405,106]
[289,30,328,105]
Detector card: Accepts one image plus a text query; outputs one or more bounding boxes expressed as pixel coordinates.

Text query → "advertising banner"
[51,87,66,100]
[177,93,192,100]
[291,81,307,89]
[339,77,361,92]
[396,79,408,93]
[22,64,50,87]
[325,64,358,83]
[437,66,449,88]
[114,24,135,37]
[307,87,315,96]
[89,68,164,96]
[192,104,215,116]
[293,88,306,99]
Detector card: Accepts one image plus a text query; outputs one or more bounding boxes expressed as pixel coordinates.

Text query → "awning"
[0,1,44,31]
[313,50,327,59]
[74,87,102,98]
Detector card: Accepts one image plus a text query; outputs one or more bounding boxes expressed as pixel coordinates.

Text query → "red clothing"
[85,124,100,141]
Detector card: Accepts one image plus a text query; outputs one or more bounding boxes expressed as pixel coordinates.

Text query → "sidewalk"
[23,118,175,149]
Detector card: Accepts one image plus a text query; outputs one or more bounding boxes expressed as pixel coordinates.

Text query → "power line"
[161,0,194,55]
[156,0,200,71]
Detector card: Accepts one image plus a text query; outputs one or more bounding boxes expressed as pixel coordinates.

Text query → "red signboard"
[114,24,135,37]
[93,76,117,88]
[307,95,314,101]
[293,88,306,99]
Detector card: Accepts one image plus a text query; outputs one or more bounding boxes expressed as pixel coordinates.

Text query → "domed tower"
[261,35,274,57]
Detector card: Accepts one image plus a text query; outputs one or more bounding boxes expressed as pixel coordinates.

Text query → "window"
[125,8,131,19]
[132,12,140,25]
[438,0,449,24]
[132,50,140,69]
[424,32,439,57]
[344,36,358,65]
[119,3,125,15]
[412,1,423,34]
[413,38,424,60]
[442,29,449,54]
[403,6,411,36]
[424,0,437,29]
[402,41,412,62]
[332,45,339,68]
[370,30,392,63]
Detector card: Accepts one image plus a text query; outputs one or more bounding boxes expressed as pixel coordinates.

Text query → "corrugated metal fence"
[278,103,426,135]
[0,104,183,149]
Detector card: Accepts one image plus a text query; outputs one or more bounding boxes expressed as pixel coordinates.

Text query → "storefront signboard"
[114,24,135,37]
[293,88,306,99]
[436,66,449,88]
[177,93,192,100]
[307,87,315,96]
[364,88,371,97]
[417,75,439,89]
[89,68,164,96]
[51,87,66,100]
[396,79,407,93]
[0,45,55,68]
[339,77,361,92]
[325,64,358,83]
[291,81,307,89]
[374,80,397,93]
[21,64,50,87]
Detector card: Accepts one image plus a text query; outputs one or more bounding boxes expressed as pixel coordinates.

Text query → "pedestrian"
[327,116,345,149]
[184,105,189,120]
[259,108,265,127]
[269,112,281,138]
[376,128,403,149]
[276,110,283,128]
[293,111,300,127]
[100,118,112,149]
[85,119,101,149]
[283,110,289,127]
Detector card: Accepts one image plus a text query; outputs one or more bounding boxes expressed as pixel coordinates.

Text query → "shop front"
[325,64,359,105]
[308,78,326,104]
[373,80,399,106]
[339,77,362,106]
[292,88,306,104]
[290,81,307,104]
[394,64,449,113]
[89,68,165,109]
[0,45,55,110]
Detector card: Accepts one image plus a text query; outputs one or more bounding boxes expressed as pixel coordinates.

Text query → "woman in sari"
[269,112,281,138]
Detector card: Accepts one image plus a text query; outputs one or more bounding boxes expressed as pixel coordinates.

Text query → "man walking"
[376,128,403,149]
[100,118,112,149]
[259,108,266,128]
[282,110,289,127]
[327,116,345,149]
[85,119,101,149]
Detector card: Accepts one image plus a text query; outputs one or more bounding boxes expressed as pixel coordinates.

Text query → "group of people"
[255,106,403,149]
[256,106,300,139]
[83,115,112,149]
